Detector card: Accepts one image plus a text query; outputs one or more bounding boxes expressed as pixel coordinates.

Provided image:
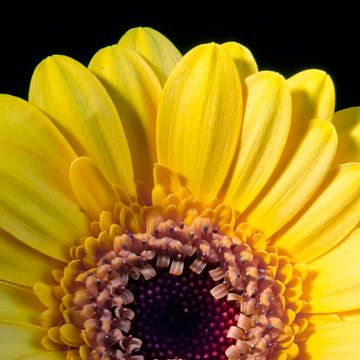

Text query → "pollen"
[34,186,309,360]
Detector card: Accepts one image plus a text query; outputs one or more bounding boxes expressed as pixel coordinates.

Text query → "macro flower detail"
[0,26,360,360]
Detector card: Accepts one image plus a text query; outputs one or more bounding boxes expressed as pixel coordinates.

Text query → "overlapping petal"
[89,45,161,188]
[156,43,243,201]
[304,228,360,312]
[246,119,337,236]
[69,156,119,220]
[303,319,360,359]
[333,107,360,164]
[221,41,258,83]
[0,142,89,261]
[288,69,335,124]
[0,95,76,175]
[29,55,136,197]
[223,71,291,212]
[119,26,181,86]
[0,282,44,323]
[274,163,360,262]
[0,228,63,286]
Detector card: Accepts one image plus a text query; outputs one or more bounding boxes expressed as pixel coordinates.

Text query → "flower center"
[129,265,237,360]
[34,189,308,360]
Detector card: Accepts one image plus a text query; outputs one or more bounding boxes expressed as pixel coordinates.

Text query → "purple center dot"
[128,264,238,360]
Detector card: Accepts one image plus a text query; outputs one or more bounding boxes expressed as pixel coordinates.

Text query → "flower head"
[0,27,360,360]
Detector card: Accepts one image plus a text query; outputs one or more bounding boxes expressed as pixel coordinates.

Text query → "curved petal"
[89,45,161,188]
[223,71,291,212]
[29,55,135,197]
[0,94,76,175]
[156,43,243,202]
[0,281,43,323]
[33,282,58,310]
[246,119,337,236]
[0,142,90,261]
[69,157,119,220]
[333,107,360,164]
[302,318,360,359]
[0,320,45,358]
[222,41,258,82]
[0,228,63,286]
[288,69,335,124]
[274,163,360,262]
[118,26,181,86]
[304,228,360,313]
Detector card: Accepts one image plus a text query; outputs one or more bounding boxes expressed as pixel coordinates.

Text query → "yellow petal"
[274,163,360,262]
[308,314,342,326]
[223,71,291,212]
[0,94,76,175]
[0,142,89,261]
[156,43,243,201]
[153,163,183,194]
[246,119,337,236]
[340,309,360,322]
[0,228,63,286]
[287,69,335,124]
[333,107,360,164]
[89,45,161,188]
[69,156,119,220]
[0,281,44,324]
[29,55,135,197]
[20,352,66,360]
[222,41,258,82]
[304,228,360,312]
[60,323,82,346]
[0,320,45,358]
[303,319,360,359]
[118,26,182,86]
[33,282,59,310]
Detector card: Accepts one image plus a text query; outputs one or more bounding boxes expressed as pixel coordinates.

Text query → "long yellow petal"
[287,69,335,124]
[303,319,360,359]
[340,309,360,322]
[0,320,45,358]
[0,281,43,323]
[222,41,258,83]
[307,314,342,326]
[89,45,161,188]
[0,94,76,176]
[304,228,360,312]
[69,157,119,220]
[274,163,360,262]
[0,228,62,286]
[29,55,135,197]
[20,352,66,360]
[333,107,360,164]
[246,119,337,236]
[223,71,291,212]
[0,142,89,261]
[118,27,182,86]
[156,43,243,201]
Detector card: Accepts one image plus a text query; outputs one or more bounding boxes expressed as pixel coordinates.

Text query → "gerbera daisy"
[0,26,359,360]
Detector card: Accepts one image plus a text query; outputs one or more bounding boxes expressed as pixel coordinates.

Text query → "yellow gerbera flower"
[0,26,359,360]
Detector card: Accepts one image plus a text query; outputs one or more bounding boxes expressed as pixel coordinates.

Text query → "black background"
[0,4,358,110]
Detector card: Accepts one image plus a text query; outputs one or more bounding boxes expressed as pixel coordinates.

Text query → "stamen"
[190,258,207,274]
